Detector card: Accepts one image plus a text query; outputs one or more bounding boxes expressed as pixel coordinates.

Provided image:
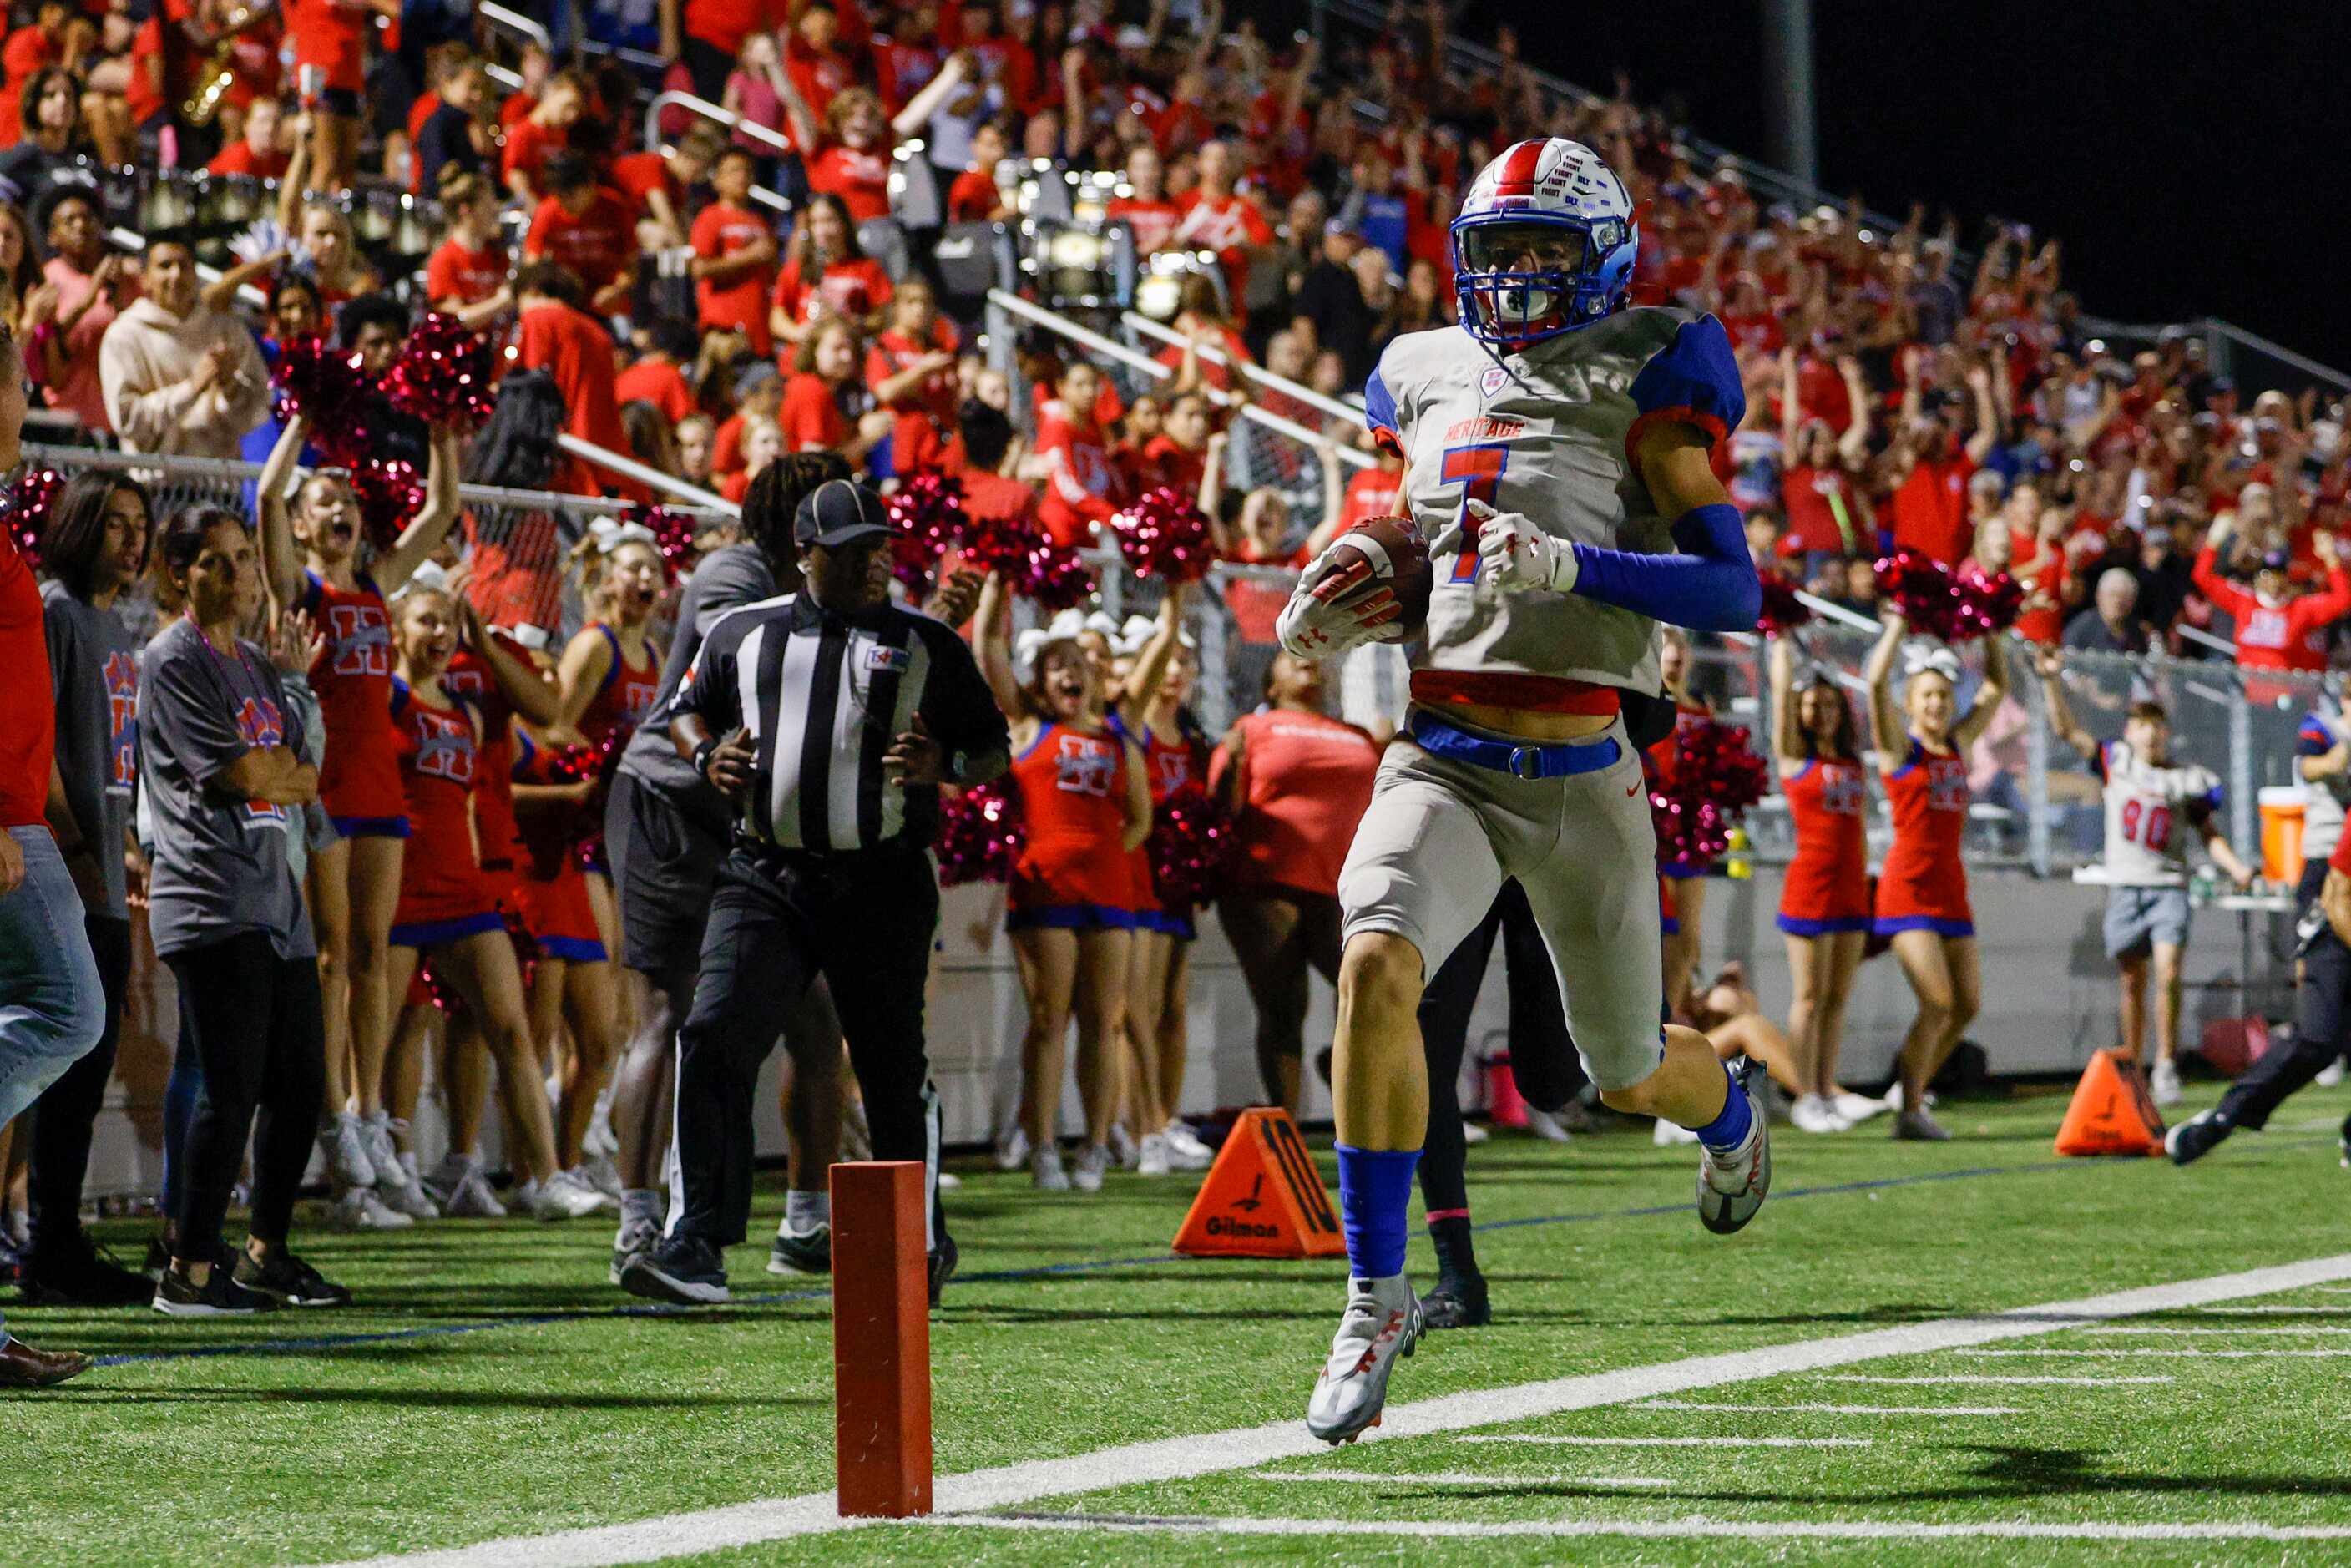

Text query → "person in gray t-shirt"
[140,506,346,1316]
[24,473,159,1302]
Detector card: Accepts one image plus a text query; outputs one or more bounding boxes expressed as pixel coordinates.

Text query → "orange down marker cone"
[2053,1049,2166,1156]
[1171,1108,1347,1259]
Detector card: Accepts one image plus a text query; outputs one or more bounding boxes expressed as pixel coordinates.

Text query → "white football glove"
[1470,499,1579,594]
[1274,538,1405,658]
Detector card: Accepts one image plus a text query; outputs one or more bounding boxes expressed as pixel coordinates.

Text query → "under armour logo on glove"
[1469,500,1580,595]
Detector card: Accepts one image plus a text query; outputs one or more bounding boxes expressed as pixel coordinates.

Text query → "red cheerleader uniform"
[1777,755,1872,936]
[1111,714,1206,939]
[1659,875,1678,936]
[302,570,408,837]
[1651,697,1714,879]
[386,683,503,949]
[439,641,525,873]
[1219,708,1381,900]
[508,728,609,964]
[1873,736,1974,938]
[1008,721,1138,931]
[575,623,661,877]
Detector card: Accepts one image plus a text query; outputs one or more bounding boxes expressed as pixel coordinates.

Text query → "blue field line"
[87,1155,2086,1369]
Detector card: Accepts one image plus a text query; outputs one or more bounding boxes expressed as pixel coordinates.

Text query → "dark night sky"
[1470,0,2351,378]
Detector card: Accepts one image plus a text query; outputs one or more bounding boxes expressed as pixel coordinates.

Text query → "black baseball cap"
[795,478,892,549]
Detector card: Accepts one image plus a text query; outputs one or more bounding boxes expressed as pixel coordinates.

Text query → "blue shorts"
[537,935,609,964]
[1007,903,1137,933]
[1777,913,1872,937]
[1132,908,1196,939]
[388,911,504,949]
[1872,915,1975,939]
[1659,913,1681,936]
[332,814,412,840]
[1661,861,1709,880]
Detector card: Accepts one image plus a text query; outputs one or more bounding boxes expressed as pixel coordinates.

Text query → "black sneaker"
[928,1231,958,1308]
[23,1230,156,1306]
[767,1222,832,1277]
[619,1235,730,1304]
[152,1263,279,1317]
[233,1248,352,1308]
[2166,1108,2232,1166]
[1418,1272,1492,1330]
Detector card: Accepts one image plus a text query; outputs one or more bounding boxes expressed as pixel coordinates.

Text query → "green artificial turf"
[7,1085,2349,1567]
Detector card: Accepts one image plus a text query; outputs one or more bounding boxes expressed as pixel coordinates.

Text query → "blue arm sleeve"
[1566,503,1762,633]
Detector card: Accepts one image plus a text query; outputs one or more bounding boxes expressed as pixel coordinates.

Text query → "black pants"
[682,36,734,105]
[674,842,942,1250]
[2212,923,2351,1134]
[27,913,129,1248]
[1418,882,1586,1216]
[164,930,326,1254]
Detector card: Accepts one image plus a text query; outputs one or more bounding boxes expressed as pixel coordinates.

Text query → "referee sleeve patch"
[1625,314,1746,462]
[1364,364,1403,458]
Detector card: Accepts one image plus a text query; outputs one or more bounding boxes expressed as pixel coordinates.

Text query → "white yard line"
[1824,1374,2174,1386]
[1964,1348,2351,1359]
[1458,1435,1870,1448]
[923,1513,2351,1544]
[321,1251,2351,1568]
[1635,1399,2022,1416]
[2085,1325,2351,1335]
[2201,1304,2351,1314]
[1256,1469,1671,1488]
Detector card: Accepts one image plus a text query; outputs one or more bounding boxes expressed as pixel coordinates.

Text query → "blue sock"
[1689,1063,1753,1156]
[1335,1144,1420,1279]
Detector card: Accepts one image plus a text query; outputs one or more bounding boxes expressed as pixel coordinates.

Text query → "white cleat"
[1307,1275,1422,1445]
[1162,1120,1216,1171]
[1523,1107,1575,1144]
[1696,1065,1772,1236]
[2150,1057,2185,1108]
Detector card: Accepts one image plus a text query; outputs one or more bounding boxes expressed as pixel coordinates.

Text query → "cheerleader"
[382,580,606,1220]
[1767,636,1883,1134]
[1651,630,1716,1020]
[1211,653,1383,1115]
[976,574,1151,1192]
[1863,609,2010,1141]
[1104,587,1215,1176]
[255,417,462,1220]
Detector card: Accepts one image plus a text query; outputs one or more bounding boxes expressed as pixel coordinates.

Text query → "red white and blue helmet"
[1451,138,1638,347]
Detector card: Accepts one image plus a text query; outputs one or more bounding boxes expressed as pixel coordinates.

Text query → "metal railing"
[640,92,796,216]
[1120,310,1366,427]
[478,1,551,54]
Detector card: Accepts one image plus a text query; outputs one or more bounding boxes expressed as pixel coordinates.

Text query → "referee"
[620,479,1010,1308]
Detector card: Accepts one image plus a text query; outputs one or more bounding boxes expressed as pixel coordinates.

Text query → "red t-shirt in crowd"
[1136,434,1205,501]
[525,189,637,296]
[805,143,893,224]
[126,0,200,128]
[1035,408,1118,546]
[770,254,892,330]
[1889,449,1977,567]
[958,465,1039,535]
[0,24,56,147]
[1781,464,1864,557]
[1170,189,1272,299]
[1105,195,1181,254]
[0,523,50,826]
[779,372,848,452]
[206,139,291,180]
[945,168,1000,223]
[426,237,508,306]
[516,301,645,501]
[609,150,680,213]
[285,0,368,94]
[864,320,959,473]
[501,118,569,194]
[1338,464,1406,531]
[691,200,777,357]
[710,411,749,478]
[614,357,695,425]
[872,39,941,114]
[786,38,857,119]
[683,0,785,54]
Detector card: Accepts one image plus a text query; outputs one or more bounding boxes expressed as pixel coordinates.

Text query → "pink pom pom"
[1147,786,1234,908]
[623,503,695,580]
[888,468,968,591]
[934,781,1024,886]
[1949,562,2025,642]
[1022,539,1097,610]
[272,336,376,463]
[1111,486,1215,584]
[1650,716,1771,865]
[347,458,425,551]
[958,514,1042,581]
[382,312,497,432]
[1873,548,1962,641]
[1755,569,1813,636]
[1,466,65,568]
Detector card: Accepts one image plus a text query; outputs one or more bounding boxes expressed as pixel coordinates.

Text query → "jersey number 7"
[1443,443,1509,584]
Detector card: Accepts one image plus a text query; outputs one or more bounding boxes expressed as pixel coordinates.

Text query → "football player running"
[1277,139,1767,1445]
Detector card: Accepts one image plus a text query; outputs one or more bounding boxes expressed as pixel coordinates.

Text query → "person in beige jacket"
[96,241,270,459]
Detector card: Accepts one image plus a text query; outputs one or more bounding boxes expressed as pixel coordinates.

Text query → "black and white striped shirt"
[671,593,1009,852]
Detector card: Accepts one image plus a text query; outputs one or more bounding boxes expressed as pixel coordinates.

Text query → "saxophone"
[181,7,256,127]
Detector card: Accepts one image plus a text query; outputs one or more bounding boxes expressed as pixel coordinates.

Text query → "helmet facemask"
[1454,214,1630,346]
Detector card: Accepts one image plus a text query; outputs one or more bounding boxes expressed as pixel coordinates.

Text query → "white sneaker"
[937,1171,963,1191]
[2319,1058,2347,1089]
[363,1112,403,1189]
[1030,1144,1069,1191]
[584,1083,619,1158]
[579,1153,626,1203]
[1072,1143,1111,1192]
[841,1099,872,1161]
[2150,1057,2185,1108]
[1162,1120,1215,1170]
[1106,1121,1140,1170]
[419,1153,468,1209]
[995,1125,1030,1171]
[330,1187,413,1231]
[1832,1090,1891,1125]
[1306,1273,1421,1444]
[1696,1067,1772,1235]
[1138,1133,1172,1176]
[1883,1082,1937,1114]
[329,1112,376,1189]
[1790,1093,1850,1135]
[1654,1117,1700,1146]
[379,1154,441,1220]
[443,1164,507,1219]
[1461,1119,1489,1145]
[1524,1107,1575,1144]
[534,1169,614,1221]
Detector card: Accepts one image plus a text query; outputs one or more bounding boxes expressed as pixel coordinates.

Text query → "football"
[1330,514,1433,638]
